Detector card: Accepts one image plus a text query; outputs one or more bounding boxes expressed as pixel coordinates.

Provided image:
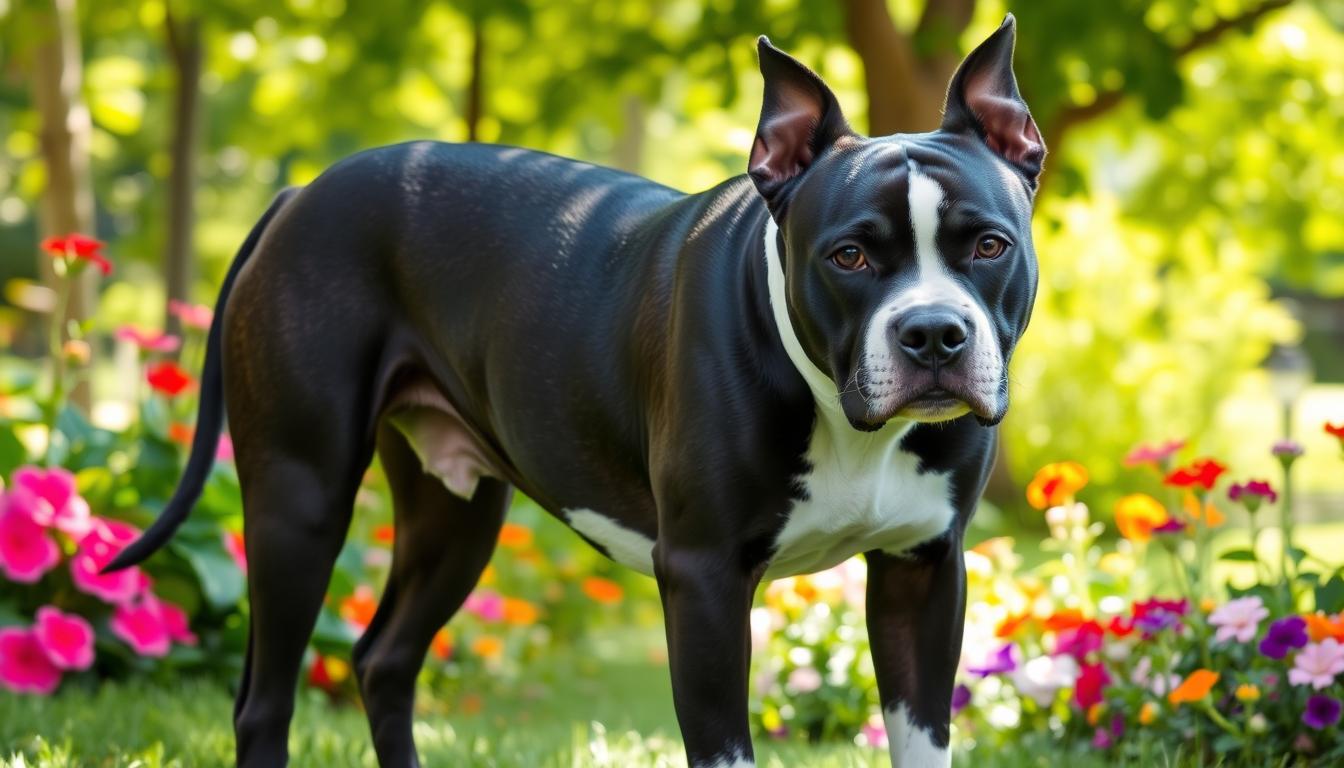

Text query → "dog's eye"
[830,246,867,271]
[974,236,1008,260]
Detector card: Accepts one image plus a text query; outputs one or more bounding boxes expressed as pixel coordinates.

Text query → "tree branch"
[1046,0,1295,152]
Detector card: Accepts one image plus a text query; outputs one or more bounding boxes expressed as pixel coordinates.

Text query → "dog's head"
[751,16,1042,431]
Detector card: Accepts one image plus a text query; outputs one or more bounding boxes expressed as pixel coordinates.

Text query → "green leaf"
[1316,575,1344,614]
[170,538,245,612]
[1219,548,1259,563]
[0,426,28,477]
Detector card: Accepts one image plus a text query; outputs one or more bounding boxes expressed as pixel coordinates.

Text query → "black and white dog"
[109,14,1042,767]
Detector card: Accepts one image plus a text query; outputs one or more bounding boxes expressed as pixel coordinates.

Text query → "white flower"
[786,665,823,694]
[1009,654,1080,706]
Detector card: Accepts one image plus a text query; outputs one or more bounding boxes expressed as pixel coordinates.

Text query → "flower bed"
[750,432,1344,765]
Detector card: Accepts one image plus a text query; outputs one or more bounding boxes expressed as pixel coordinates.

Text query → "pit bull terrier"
[109,15,1043,767]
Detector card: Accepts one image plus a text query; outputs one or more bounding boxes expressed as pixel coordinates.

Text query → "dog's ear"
[941,15,1045,187]
[750,37,851,214]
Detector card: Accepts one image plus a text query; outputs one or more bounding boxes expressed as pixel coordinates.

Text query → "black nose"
[894,309,968,368]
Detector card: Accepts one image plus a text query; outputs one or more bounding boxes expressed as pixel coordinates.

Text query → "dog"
[108,14,1042,767]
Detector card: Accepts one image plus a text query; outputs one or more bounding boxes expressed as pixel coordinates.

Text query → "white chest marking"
[885,703,951,768]
[565,508,656,576]
[762,218,955,578]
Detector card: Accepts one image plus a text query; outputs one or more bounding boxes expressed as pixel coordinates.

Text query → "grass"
[0,646,1138,768]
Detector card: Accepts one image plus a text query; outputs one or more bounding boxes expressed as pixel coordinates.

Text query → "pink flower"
[464,589,505,622]
[168,299,213,330]
[1124,439,1186,467]
[11,466,92,539]
[860,713,888,748]
[0,490,62,583]
[110,593,172,657]
[217,433,235,462]
[1289,638,1344,690]
[70,518,143,604]
[223,529,247,574]
[33,606,94,670]
[786,665,823,694]
[1209,596,1270,644]
[0,627,62,694]
[114,325,181,354]
[158,600,198,646]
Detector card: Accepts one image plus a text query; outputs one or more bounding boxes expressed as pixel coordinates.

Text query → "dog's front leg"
[654,542,760,767]
[865,534,966,768]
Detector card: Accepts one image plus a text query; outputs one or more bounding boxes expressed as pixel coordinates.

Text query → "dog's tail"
[104,187,299,573]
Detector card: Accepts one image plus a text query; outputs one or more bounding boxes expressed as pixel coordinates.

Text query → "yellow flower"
[1138,701,1158,725]
[1113,493,1168,542]
[323,656,350,683]
[1026,461,1089,510]
[1235,684,1261,702]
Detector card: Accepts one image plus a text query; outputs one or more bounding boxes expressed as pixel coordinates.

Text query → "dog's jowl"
[108,14,1043,768]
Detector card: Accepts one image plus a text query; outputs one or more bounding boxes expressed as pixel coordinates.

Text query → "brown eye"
[975,236,1007,260]
[831,246,867,271]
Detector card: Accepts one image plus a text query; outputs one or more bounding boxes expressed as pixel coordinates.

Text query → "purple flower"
[1152,517,1187,535]
[1260,616,1309,660]
[951,683,972,715]
[1271,439,1304,459]
[1136,610,1181,636]
[968,643,1019,677]
[1304,695,1342,730]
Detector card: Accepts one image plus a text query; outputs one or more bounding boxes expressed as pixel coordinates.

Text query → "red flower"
[1326,422,1344,440]
[1074,662,1111,709]
[146,362,193,396]
[1105,615,1135,637]
[1163,457,1227,491]
[40,234,112,275]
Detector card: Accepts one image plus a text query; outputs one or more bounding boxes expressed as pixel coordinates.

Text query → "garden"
[4,1,1344,766]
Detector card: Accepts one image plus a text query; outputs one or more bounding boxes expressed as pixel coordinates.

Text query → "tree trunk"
[162,10,202,337]
[31,0,95,410]
[612,95,646,173]
[466,15,484,141]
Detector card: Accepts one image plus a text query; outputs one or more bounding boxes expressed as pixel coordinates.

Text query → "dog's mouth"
[842,371,999,430]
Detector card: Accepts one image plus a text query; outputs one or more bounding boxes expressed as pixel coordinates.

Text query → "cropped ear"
[941,15,1045,187]
[750,36,852,214]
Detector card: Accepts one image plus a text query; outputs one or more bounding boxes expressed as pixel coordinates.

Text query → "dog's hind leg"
[354,422,510,768]
[231,443,371,765]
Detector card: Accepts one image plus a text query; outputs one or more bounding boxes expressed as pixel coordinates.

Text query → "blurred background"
[1,0,1343,763]
[3,0,1342,518]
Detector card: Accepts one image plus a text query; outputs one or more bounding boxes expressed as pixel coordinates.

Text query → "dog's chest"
[764,423,956,578]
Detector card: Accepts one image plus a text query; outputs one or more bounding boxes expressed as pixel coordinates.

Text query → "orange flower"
[1043,608,1087,632]
[1113,494,1168,543]
[339,585,378,630]
[168,422,194,445]
[497,522,533,550]
[1086,702,1106,726]
[1182,493,1226,527]
[1304,612,1344,642]
[372,524,395,545]
[502,597,540,626]
[471,634,504,660]
[582,576,624,605]
[1168,669,1219,705]
[996,612,1031,638]
[1138,701,1158,725]
[431,628,454,661]
[1026,462,1088,510]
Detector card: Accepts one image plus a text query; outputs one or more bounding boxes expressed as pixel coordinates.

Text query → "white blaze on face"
[884,703,951,768]
[861,167,1003,420]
